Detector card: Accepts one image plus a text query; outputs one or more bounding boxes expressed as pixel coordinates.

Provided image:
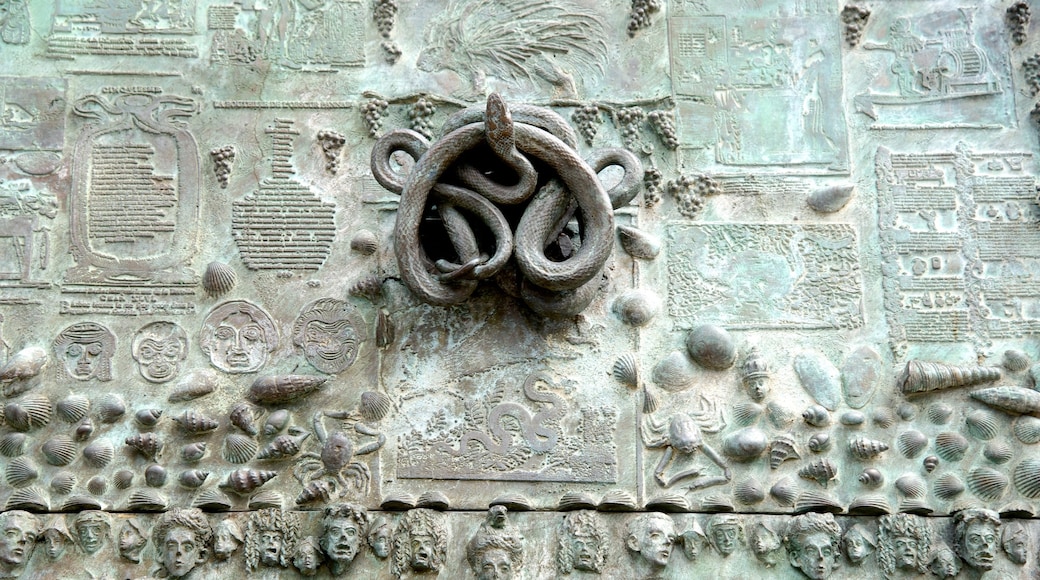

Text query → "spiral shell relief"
[220,469,277,494]
[848,437,888,459]
[798,459,837,488]
[769,435,800,469]
[228,402,260,436]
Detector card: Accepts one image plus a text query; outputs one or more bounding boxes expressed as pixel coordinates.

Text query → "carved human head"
[1001,521,1029,566]
[213,519,244,561]
[466,518,523,580]
[557,510,608,574]
[152,508,212,579]
[245,508,300,571]
[321,503,369,574]
[391,509,447,577]
[877,513,931,577]
[118,518,148,563]
[293,298,364,374]
[841,523,875,565]
[625,512,676,569]
[954,508,1000,572]
[199,300,277,374]
[928,544,961,579]
[293,536,324,577]
[54,322,115,381]
[41,516,71,559]
[784,512,841,580]
[680,522,706,562]
[741,347,770,402]
[750,521,783,567]
[132,321,188,383]
[367,517,391,559]
[74,510,110,555]
[0,510,38,576]
[706,514,743,557]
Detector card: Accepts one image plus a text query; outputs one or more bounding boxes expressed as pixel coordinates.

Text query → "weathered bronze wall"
[0,0,1038,578]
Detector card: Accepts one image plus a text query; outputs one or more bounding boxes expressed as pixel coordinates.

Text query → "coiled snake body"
[371,94,642,316]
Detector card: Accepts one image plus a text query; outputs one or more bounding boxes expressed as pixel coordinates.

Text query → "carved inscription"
[666,224,864,330]
[231,119,336,271]
[47,0,199,58]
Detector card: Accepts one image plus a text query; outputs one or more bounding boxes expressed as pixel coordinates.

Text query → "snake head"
[485,92,514,151]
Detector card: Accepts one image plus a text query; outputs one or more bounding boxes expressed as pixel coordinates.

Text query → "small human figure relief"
[244,508,300,571]
[928,544,961,579]
[53,322,115,382]
[132,321,188,383]
[293,536,323,576]
[0,178,56,290]
[151,508,212,579]
[877,513,931,578]
[367,517,391,560]
[0,510,38,579]
[292,298,366,374]
[0,0,29,46]
[705,515,743,558]
[466,506,523,580]
[73,511,110,557]
[390,509,448,578]
[117,518,147,563]
[641,397,731,490]
[783,513,841,579]
[212,519,244,562]
[842,523,875,566]
[320,503,369,575]
[557,510,608,575]
[953,508,1000,573]
[40,516,71,561]
[1000,520,1029,566]
[625,512,677,575]
[749,521,784,568]
[199,300,277,374]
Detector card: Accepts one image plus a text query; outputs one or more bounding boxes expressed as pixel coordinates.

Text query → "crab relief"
[641,396,731,490]
[293,412,386,504]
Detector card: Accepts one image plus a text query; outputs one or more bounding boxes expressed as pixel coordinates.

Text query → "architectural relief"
[1,0,1040,578]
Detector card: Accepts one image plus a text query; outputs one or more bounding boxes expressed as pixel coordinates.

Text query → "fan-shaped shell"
[86,475,106,496]
[644,494,689,512]
[802,405,830,427]
[257,433,308,460]
[895,473,925,498]
[381,493,417,511]
[248,375,328,405]
[651,351,695,391]
[173,410,219,434]
[360,391,392,422]
[858,468,883,487]
[734,479,766,505]
[50,472,76,495]
[98,394,125,424]
[1014,416,1040,444]
[686,325,736,370]
[613,289,661,327]
[61,496,101,512]
[769,476,798,506]
[808,433,831,453]
[6,457,37,487]
[926,402,954,425]
[642,386,659,414]
[145,464,167,487]
[263,409,290,436]
[124,433,163,460]
[934,473,965,500]
[134,408,163,427]
[180,442,207,462]
[5,394,52,431]
[769,435,800,469]
[849,437,889,459]
[872,407,895,429]
[6,487,47,512]
[1003,349,1030,372]
[249,490,283,510]
[0,433,26,457]
[350,230,378,255]
[968,467,1009,500]
[794,490,843,514]
[897,430,927,459]
[598,490,637,511]
[847,495,892,516]
[490,494,534,512]
[983,441,1013,464]
[417,490,450,510]
[83,439,114,468]
[56,394,90,423]
[219,469,277,494]
[114,470,133,490]
[698,495,735,513]
[899,360,1002,394]
[168,369,219,402]
[178,470,210,488]
[935,432,969,462]
[127,489,168,512]
[965,409,1001,440]
[799,459,837,488]
[42,436,77,466]
[193,489,233,512]
[223,433,258,464]
[732,402,764,426]
[612,353,639,388]
[767,401,796,429]
[617,225,661,259]
[228,402,260,436]
[203,261,237,296]
[999,502,1034,518]
[557,492,597,511]
[1013,458,1040,498]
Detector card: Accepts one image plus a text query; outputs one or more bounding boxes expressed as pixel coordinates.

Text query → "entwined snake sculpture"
[371,93,641,316]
